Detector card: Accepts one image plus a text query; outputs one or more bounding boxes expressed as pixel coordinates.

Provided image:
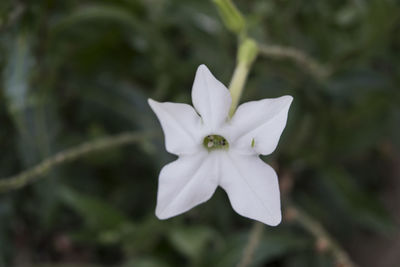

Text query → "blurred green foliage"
[0,0,399,266]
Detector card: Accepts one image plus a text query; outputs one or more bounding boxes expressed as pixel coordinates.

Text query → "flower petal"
[219,152,281,226]
[148,99,203,155]
[229,96,293,156]
[155,151,219,219]
[191,64,232,131]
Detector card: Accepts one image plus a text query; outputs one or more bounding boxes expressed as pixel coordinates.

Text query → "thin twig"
[237,221,264,267]
[287,205,358,267]
[258,44,331,80]
[0,131,153,193]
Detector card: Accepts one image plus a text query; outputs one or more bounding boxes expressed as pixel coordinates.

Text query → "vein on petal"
[225,153,274,219]
[158,154,213,217]
[233,103,289,142]
[158,103,199,144]
[203,69,215,128]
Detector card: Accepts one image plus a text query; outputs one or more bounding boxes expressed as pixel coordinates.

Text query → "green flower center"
[203,134,229,151]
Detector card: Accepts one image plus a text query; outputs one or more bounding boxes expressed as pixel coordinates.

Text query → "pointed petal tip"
[147,98,160,104]
[196,64,214,79]
[192,63,231,130]
[267,212,282,227]
[147,98,163,112]
[155,214,166,220]
[197,64,209,72]
[155,208,169,220]
[255,211,281,226]
[147,98,156,107]
[281,95,294,105]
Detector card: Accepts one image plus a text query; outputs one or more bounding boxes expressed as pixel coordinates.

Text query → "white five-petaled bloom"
[148,65,293,226]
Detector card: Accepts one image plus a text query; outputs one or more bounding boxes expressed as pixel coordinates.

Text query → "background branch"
[258,44,331,80]
[288,205,358,267]
[237,221,264,267]
[0,131,153,193]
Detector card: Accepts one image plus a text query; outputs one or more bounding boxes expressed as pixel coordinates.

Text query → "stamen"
[203,134,229,151]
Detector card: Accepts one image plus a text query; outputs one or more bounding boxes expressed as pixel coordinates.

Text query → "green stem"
[229,61,249,116]
[229,38,258,117]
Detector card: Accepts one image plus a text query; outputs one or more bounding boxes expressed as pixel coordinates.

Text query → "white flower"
[148,65,292,226]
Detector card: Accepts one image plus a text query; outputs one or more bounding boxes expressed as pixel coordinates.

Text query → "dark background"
[0,0,399,266]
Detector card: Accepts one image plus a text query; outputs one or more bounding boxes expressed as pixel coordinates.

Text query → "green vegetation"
[0,0,399,266]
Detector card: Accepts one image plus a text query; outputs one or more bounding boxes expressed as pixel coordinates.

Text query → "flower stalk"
[229,38,258,117]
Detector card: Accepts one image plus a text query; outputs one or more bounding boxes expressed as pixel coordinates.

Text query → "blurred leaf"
[215,228,309,267]
[51,5,142,35]
[167,225,217,261]
[0,0,399,265]
[2,30,62,229]
[3,32,32,114]
[0,198,13,266]
[59,186,128,231]
[78,79,168,165]
[284,250,335,267]
[122,257,170,267]
[121,217,165,255]
[320,167,395,233]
